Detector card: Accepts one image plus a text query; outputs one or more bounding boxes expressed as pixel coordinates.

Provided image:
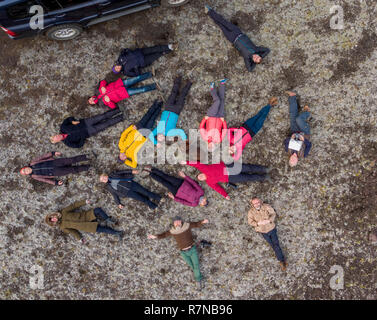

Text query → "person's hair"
[45,213,60,227]
[251,197,260,203]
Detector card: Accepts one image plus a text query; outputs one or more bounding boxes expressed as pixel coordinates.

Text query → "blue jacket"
[149,110,187,144]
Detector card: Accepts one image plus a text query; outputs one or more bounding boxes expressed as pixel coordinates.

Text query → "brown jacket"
[157,221,204,250]
[59,200,97,240]
[248,203,276,233]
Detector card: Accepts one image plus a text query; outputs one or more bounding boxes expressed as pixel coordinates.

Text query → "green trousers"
[180,245,203,282]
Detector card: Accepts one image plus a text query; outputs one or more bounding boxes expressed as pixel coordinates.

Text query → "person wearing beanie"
[118,100,162,168]
[45,200,124,242]
[20,152,90,186]
[99,170,162,210]
[199,79,228,151]
[248,198,287,271]
[50,108,124,148]
[205,5,270,72]
[113,44,175,77]
[149,76,191,147]
[284,91,312,167]
[143,166,208,207]
[88,72,156,110]
[148,217,209,290]
[227,97,278,161]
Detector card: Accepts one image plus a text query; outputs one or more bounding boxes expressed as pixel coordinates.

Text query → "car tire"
[45,24,83,41]
[161,0,190,7]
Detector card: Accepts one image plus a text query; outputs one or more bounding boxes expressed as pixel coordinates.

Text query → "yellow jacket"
[118,125,146,168]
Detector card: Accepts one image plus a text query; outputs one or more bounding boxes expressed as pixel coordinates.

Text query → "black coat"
[105,170,135,205]
[60,117,89,149]
[234,34,270,72]
[116,48,145,77]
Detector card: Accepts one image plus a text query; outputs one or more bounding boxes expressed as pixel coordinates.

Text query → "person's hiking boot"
[117,231,125,241]
[168,43,178,51]
[204,4,211,14]
[227,182,238,189]
[200,240,212,248]
[265,167,273,174]
[265,174,273,183]
[105,217,117,228]
[279,261,288,271]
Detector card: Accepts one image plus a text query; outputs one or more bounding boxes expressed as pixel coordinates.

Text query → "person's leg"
[166,76,182,108]
[243,105,271,136]
[240,163,268,174]
[136,100,162,129]
[296,112,311,135]
[132,181,162,201]
[150,168,183,194]
[228,172,267,183]
[84,109,121,127]
[123,72,152,88]
[91,115,123,135]
[53,165,90,176]
[188,245,203,282]
[96,225,122,236]
[141,45,171,56]
[174,81,192,115]
[288,96,300,133]
[53,155,88,167]
[127,189,157,209]
[180,250,195,271]
[268,228,285,262]
[208,9,242,43]
[127,84,157,97]
[217,83,226,118]
[93,207,110,221]
[207,87,221,117]
[143,102,162,130]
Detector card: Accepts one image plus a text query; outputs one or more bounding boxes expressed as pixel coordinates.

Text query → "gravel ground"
[0,0,376,300]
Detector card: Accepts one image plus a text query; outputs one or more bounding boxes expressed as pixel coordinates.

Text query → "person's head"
[20,167,32,175]
[50,134,64,144]
[88,96,98,105]
[119,153,127,161]
[199,196,208,207]
[228,145,236,155]
[251,197,262,210]
[157,134,165,143]
[289,153,299,167]
[252,54,262,64]
[45,212,61,227]
[197,173,207,181]
[99,173,109,183]
[172,216,183,228]
[112,64,122,74]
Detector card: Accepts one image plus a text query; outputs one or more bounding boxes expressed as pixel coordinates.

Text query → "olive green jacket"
[59,200,97,240]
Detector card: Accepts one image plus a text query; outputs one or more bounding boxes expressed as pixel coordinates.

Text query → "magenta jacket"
[174,176,204,207]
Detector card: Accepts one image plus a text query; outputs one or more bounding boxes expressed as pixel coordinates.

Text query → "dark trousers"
[136,100,162,130]
[207,84,225,117]
[93,208,121,235]
[142,45,171,66]
[227,164,268,183]
[127,181,161,209]
[261,228,285,262]
[85,109,123,137]
[165,76,192,115]
[208,9,242,43]
[123,72,156,96]
[150,167,184,195]
[243,105,271,137]
[53,155,90,176]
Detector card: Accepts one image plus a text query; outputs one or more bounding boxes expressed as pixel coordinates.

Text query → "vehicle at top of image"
[0,0,190,41]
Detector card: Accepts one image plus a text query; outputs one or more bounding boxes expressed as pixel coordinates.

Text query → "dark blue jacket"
[60,117,89,149]
[117,48,145,77]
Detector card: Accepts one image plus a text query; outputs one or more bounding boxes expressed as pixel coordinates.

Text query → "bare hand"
[202,219,209,224]
[178,171,185,178]
[57,180,63,186]
[180,160,187,165]
[225,196,230,200]
[72,121,80,125]
[291,134,296,139]
[118,204,124,209]
[80,238,86,244]
[148,234,157,240]
[132,125,137,130]
[104,96,110,102]
[268,97,278,106]
[132,170,139,175]
[167,192,175,199]
[86,199,91,205]
[299,135,305,141]
[55,152,62,157]
[101,87,106,94]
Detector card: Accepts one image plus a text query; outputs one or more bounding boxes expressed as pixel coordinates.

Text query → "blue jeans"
[289,96,310,135]
[123,72,156,96]
[261,228,285,262]
[243,105,271,136]
[96,225,120,235]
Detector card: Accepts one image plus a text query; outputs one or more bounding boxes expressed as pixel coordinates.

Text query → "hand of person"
[132,169,139,175]
[55,152,62,157]
[291,134,296,139]
[167,192,175,199]
[104,96,110,102]
[86,199,91,205]
[180,160,187,165]
[268,97,278,106]
[132,125,137,130]
[225,196,231,200]
[204,116,209,119]
[72,121,80,125]
[156,143,161,148]
[147,234,157,240]
[101,87,106,94]
[118,204,124,209]
[80,238,86,244]
[220,117,225,121]
[202,219,209,224]
[299,135,305,141]
[178,171,185,178]
[57,180,63,186]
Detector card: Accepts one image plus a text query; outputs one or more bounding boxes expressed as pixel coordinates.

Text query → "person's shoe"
[105,217,117,228]
[279,261,288,271]
[227,182,238,189]
[200,240,212,248]
[219,78,228,85]
[168,43,178,51]
[265,174,272,183]
[210,82,215,90]
[265,167,273,174]
[204,4,211,14]
[117,231,125,241]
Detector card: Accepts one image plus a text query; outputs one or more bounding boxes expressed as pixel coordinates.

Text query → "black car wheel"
[45,24,83,41]
[161,0,190,7]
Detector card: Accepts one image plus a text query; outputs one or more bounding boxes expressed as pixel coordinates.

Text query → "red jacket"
[227,126,252,161]
[186,161,229,198]
[93,78,129,109]
[199,117,227,144]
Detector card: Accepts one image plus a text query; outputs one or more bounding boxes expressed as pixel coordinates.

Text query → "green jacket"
[59,200,97,240]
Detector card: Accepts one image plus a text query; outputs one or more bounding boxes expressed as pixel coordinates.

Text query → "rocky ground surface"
[0,0,376,300]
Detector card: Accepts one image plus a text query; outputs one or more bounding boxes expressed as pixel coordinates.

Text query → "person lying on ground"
[45,200,124,242]
[50,108,124,148]
[119,100,162,168]
[20,152,90,186]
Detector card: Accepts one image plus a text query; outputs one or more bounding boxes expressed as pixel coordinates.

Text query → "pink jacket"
[199,117,227,144]
[227,126,252,161]
[174,176,204,207]
[93,78,130,109]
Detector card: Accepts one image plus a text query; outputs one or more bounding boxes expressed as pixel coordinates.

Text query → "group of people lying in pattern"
[19,6,313,290]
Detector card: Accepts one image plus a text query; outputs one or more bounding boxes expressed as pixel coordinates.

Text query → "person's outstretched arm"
[31,175,57,185]
[30,152,54,166]
[62,228,82,241]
